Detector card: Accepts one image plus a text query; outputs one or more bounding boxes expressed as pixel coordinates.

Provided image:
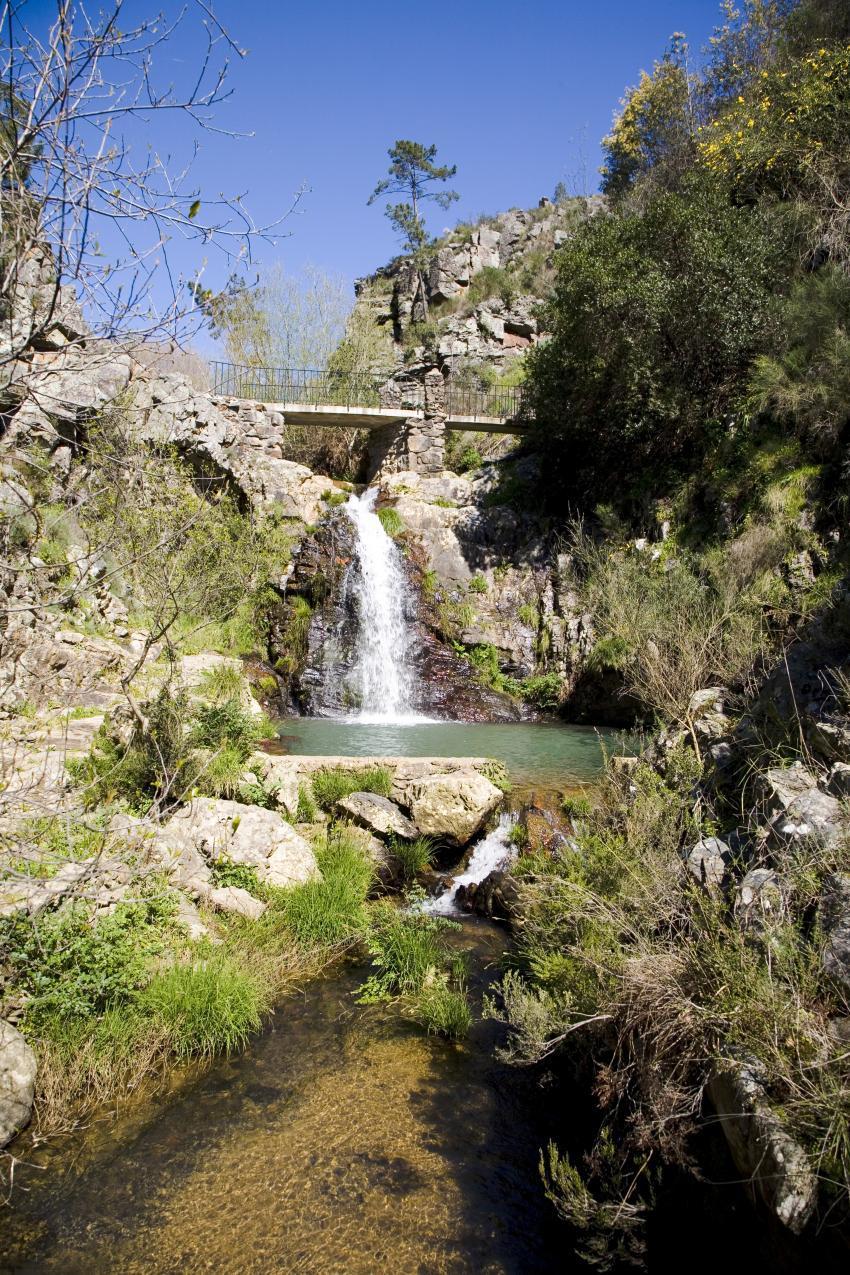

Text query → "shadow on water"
[0,924,574,1275]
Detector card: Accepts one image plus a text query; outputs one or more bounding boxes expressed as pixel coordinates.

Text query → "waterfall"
[423,813,517,915]
[344,488,421,723]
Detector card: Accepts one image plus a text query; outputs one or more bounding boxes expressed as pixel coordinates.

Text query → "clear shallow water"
[275,718,625,791]
[1,938,570,1275]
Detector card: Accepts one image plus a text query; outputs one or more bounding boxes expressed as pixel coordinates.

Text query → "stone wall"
[366,415,446,480]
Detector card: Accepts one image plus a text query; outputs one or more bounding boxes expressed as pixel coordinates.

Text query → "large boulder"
[160,799,320,891]
[0,1020,37,1148]
[336,792,418,841]
[708,1059,817,1233]
[403,771,502,846]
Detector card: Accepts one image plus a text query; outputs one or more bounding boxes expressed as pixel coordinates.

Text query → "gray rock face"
[819,873,850,991]
[160,799,320,891]
[404,771,502,846]
[708,1059,817,1234]
[761,763,819,810]
[0,1020,37,1148]
[685,837,731,889]
[826,761,850,798]
[768,787,847,850]
[335,792,418,841]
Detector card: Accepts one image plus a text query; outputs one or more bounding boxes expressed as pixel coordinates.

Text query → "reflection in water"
[1,935,569,1275]
[274,718,627,791]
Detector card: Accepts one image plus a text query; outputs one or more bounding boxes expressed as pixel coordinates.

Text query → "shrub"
[197,663,247,704]
[141,947,269,1058]
[3,895,175,1028]
[358,902,458,1002]
[518,672,564,710]
[468,574,488,594]
[321,488,349,508]
[524,176,786,510]
[189,698,270,756]
[310,765,393,811]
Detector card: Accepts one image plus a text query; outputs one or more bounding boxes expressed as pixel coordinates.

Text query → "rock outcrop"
[0,1021,37,1148]
[159,799,320,891]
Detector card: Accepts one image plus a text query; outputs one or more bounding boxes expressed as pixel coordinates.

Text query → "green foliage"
[468,573,488,594]
[377,506,405,538]
[271,829,373,948]
[601,35,696,198]
[321,488,349,508]
[368,140,459,261]
[455,444,482,473]
[189,698,270,756]
[700,44,850,260]
[3,895,175,1029]
[310,765,393,811]
[748,265,850,449]
[390,835,435,882]
[141,947,269,1058]
[465,265,515,309]
[407,974,471,1040]
[196,663,247,704]
[515,672,564,710]
[358,901,461,1003]
[295,783,318,823]
[210,859,263,893]
[526,177,786,509]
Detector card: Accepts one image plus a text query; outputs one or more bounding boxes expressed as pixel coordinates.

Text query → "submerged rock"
[0,1020,36,1148]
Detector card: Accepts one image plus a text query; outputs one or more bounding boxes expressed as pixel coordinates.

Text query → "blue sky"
[23,0,726,327]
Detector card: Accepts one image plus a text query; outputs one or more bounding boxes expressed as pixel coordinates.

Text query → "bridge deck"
[213,398,531,434]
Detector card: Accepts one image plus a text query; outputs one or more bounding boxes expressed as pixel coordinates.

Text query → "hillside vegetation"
[483,0,850,1263]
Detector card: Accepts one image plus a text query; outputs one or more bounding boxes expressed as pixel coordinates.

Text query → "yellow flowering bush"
[699,45,850,200]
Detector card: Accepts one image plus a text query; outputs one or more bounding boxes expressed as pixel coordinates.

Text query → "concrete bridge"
[209,361,531,477]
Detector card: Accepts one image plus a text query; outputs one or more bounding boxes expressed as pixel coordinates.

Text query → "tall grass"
[310,765,393,811]
[271,829,374,947]
[141,947,270,1058]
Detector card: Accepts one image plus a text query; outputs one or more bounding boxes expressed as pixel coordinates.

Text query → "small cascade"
[344,488,422,723]
[424,813,517,915]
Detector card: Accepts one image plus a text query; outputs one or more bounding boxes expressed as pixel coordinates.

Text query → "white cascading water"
[344,488,421,723]
[423,813,517,915]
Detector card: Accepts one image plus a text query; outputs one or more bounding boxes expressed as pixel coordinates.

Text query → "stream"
[1,928,572,1275]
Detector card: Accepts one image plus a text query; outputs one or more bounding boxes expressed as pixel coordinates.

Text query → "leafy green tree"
[368,140,459,318]
[600,36,697,199]
[524,177,785,510]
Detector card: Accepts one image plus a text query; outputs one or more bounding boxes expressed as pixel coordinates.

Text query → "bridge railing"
[209,361,530,422]
[210,362,383,408]
[443,381,526,421]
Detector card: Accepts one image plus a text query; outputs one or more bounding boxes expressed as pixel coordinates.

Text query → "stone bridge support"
[366,413,445,480]
[367,368,446,480]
